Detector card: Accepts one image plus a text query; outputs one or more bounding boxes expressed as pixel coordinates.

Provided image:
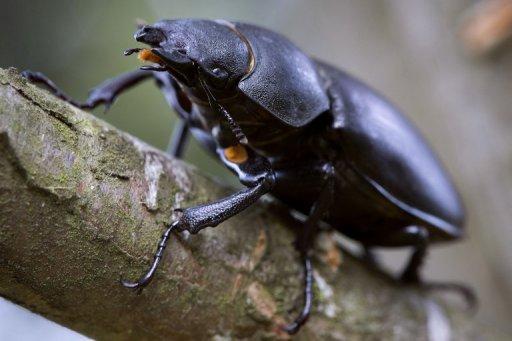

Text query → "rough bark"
[0,68,476,340]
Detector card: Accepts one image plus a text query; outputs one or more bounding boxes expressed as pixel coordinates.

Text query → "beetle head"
[132,19,251,98]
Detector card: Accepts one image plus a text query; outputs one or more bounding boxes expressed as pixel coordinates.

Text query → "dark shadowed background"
[1,0,512,339]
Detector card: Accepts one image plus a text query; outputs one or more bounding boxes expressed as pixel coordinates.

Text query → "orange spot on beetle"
[224,144,248,164]
[137,49,163,64]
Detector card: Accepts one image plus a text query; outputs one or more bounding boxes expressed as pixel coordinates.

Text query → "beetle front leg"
[166,120,190,158]
[152,75,192,158]
[22,69,152,110]
[23,68,194,159]
[121,171,275,291]
[121,222,177,292]
[174,174,275,234]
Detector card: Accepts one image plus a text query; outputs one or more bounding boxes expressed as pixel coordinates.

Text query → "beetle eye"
[204,67,229,89]
[212,67,228,80]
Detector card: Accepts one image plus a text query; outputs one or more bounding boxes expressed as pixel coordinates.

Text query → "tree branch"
[0,68,475,340]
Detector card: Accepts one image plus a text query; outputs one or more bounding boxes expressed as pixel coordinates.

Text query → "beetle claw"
[120,267,155,294]
[120,276,150,294]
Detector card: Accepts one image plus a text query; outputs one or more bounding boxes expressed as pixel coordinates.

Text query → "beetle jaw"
[126,40,196,85]
[131,25,193,70]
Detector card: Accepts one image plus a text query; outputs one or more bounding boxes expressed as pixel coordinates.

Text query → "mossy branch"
[0,68,475,340]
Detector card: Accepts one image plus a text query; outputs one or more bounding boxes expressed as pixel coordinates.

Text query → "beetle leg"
[349,227,476,309]
[120,221,179,292]
[174,172,275,234]
[151,74,192,158]
[421,281,477,311]
[353,225,430,283]
[166,120,190,158]
[153,73,192,121]
[396,227,477,309]
[22,69,152,111]
[121,170,275,291]
[22,69,193,158]
[400,226,429,283]
[283,164,335,335]
[362,245,378,267]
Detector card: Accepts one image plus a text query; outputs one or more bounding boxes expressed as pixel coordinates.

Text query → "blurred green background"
[2,0,512,339]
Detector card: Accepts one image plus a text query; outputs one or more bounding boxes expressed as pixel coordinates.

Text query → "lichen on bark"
[0,68,476,340]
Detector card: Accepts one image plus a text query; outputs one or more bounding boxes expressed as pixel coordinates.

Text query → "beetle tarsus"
[22,69,153,111]
[421,281,477,311]
[355,234,476,311]
[282,256,314,335]
[121,222,178,293]
[21,70,94,109]
[356,241,478,311]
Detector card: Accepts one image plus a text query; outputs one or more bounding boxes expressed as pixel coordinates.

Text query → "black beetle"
[22,18,468,334]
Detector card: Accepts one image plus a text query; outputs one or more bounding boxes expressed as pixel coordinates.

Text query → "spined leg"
[121,170,275,290]
[22,69,152,110]
[283,164,335,335]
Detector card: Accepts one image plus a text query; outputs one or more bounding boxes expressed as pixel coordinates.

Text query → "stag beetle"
[22,18,468,334]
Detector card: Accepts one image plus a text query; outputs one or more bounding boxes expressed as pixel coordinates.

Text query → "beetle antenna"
[199,76,248,145]
[218,106,248,145]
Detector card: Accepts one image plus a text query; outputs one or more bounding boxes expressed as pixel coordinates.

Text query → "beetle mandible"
[22,18,467,334]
